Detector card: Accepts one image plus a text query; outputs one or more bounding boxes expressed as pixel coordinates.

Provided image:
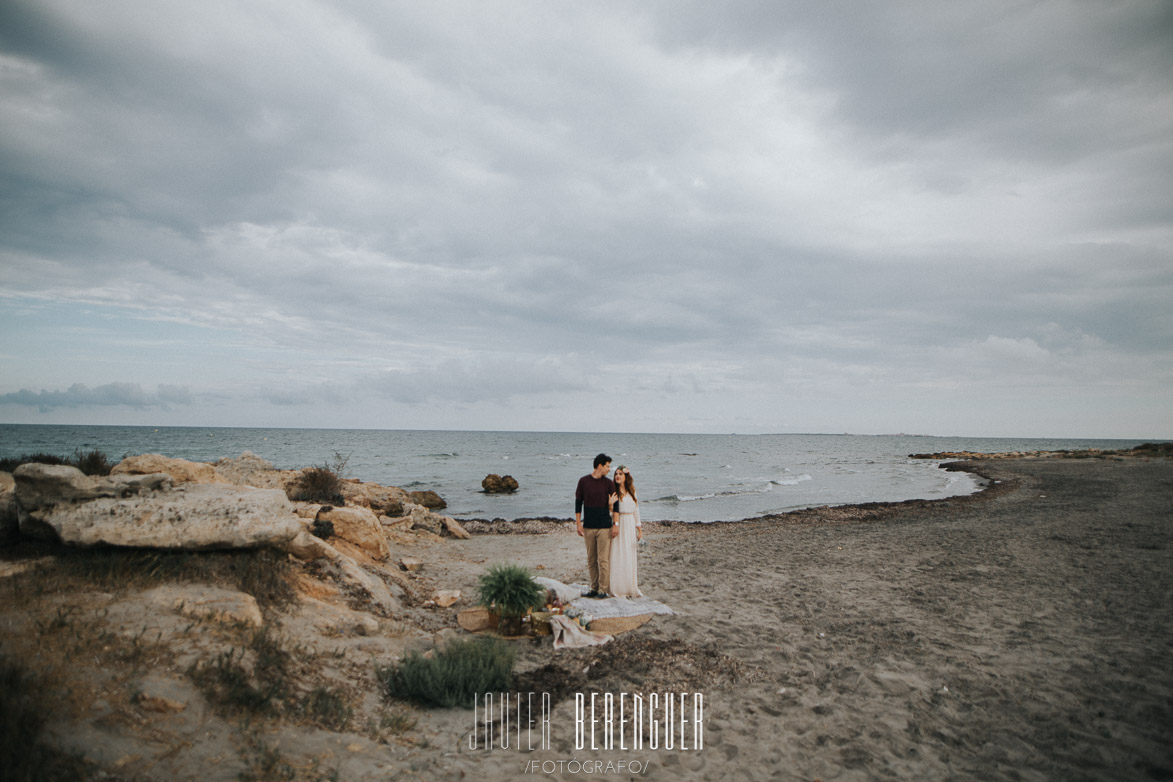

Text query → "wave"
[769,473,813,486]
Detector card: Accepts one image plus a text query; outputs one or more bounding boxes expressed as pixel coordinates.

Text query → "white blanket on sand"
[549,615,612,650]
[535,577,675,624]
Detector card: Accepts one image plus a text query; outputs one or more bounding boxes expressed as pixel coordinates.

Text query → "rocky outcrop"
[403,504,470,539]
[281,530,402,613]
[481,474,519,493]
[341,480,411,515]
[112,454,225,484]
[12,463,170,511]
[315,505,391,561]
[0,472,18,545]
[408,489,447,509]
[14,463,299,549]
[213,451,299,490]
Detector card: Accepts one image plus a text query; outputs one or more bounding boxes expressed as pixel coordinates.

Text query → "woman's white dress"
[609,495,642,597]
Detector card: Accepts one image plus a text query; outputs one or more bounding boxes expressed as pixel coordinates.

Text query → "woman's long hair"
[616,468,637,502]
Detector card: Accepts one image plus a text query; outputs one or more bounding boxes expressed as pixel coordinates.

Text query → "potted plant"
[476,564,546,636]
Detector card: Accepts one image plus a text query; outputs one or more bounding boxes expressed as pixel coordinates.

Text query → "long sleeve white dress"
[608,495,643,597]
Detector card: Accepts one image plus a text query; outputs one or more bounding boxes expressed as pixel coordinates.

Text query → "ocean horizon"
[0,424,1157,523]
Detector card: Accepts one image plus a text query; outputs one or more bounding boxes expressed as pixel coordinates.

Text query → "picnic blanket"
[534,577,676,625]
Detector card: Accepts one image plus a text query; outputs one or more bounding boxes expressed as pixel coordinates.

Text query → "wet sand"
[425,457,1173,781]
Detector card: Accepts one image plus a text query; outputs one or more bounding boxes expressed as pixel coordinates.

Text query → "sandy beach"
[4,455,1171,781]
[415,457,1173,781]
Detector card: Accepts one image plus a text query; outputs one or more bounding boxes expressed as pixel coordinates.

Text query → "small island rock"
[482,474,519,494]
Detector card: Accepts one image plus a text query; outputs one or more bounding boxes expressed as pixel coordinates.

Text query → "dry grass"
[3,542,297,611]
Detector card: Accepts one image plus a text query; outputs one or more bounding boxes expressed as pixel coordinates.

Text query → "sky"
[1,1,1171,438]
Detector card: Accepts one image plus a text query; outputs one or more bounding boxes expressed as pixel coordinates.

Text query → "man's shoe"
[582,590,598,599]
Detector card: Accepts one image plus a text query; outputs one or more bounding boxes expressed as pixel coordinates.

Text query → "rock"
[316,506,390,561]
[355,615,380,636]
[342,481,411,515]
[293,503,323,520]
[213,451,298,490]
[408,505,444,535]
[283,529,335,561]
[109,473,174,493]
[408,489,447,510]
[380,515,412,532]
[17,477,300,550]
[433,590,460,608]
[281,535,403,613]
[335,555,403,613]
[441,515,471,540]
[0,472,18,544]
[13,463,128,508]
[112,454,223,484]
[399,557,422,572]
[481,474,519,494]
[148,585,264,627]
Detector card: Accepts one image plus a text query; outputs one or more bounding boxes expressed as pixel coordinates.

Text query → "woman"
[608,465,643,598]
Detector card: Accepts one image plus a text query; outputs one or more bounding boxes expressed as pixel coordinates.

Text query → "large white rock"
[18,477,300,550]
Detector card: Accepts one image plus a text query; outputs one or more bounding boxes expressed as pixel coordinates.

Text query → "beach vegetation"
[379,636,517,708]
[7,545,296,611]
[475,563,546,618]
[298,685,353,730]
[0,448,115,475]
[288,452,350,505]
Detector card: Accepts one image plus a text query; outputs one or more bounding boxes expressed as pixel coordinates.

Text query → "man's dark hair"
[593,453,611,468]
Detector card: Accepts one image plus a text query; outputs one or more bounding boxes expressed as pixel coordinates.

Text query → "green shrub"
[476,563,546,618]
[380,637,517,708]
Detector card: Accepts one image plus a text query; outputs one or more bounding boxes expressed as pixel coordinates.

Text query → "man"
[575,453,617,598]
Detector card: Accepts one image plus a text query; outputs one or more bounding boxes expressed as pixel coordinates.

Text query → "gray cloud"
[0,1,1170,435]
[0,383,193,412]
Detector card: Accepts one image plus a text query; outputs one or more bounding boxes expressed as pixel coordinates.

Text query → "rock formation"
[481,473,519,493]
[408,489,447,509]
[112,453,226,484]
[13,463,299,549]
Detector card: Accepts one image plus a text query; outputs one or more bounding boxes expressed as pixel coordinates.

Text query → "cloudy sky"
[1,1,1170,438]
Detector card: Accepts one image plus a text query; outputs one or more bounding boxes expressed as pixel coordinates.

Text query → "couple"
[574,453,643,599]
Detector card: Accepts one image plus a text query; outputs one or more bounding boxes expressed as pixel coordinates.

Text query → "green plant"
[379,637,517,708]
[475,564,546,619]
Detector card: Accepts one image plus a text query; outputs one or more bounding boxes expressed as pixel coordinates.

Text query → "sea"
[0,425,1155,523]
